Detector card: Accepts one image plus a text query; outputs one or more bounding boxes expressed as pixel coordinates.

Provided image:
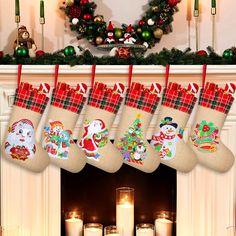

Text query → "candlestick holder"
[116,187,134,236]
[154,211,175,236]
[104,225,119,236]
[84,223,103,236]
[65,210,83,236]
[136,223,154,236]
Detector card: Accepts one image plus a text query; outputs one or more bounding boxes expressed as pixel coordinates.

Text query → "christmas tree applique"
[116,113,147,165]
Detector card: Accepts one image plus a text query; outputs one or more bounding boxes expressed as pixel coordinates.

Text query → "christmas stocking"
[151,82,199,172]
[189,82,235,172]
[114,82,162,173]
[3,82,50,172]
[77,82,125,173]
[42,82,88,173]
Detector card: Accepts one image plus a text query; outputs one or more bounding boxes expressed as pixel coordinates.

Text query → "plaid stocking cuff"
[125,82,162,114]
[87,82,125,114]
[199,82,235,114]
[51,82,87,114]
[161,82,198,114]
[14,82,50,114]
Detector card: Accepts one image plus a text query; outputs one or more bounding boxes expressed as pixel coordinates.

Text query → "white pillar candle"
[155,218,173,236]
[84,224,103,236]
[116,203,134,236]
[65,218,83,236]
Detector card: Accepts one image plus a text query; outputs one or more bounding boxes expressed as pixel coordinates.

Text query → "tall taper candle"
[194,0,199,17]
[15,0,20,16]
[40,0,44,18]
[211,0,216,15]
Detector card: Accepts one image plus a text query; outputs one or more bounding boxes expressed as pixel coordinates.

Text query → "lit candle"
[211,0,216,15]
[40,0,44,18]
[116,187,134,236]
[136,224,154,236]
[65,211,83,236]
[15,0,20,16]
[154,211,173,236]
[194,0,199,17]
[84,223,103,236]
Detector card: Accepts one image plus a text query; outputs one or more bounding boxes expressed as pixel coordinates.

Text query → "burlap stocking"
[151,82,199,172]
[189,82,235,172]
[3,81,50,172]
[77,82,125,173]
[114,82,162,173]
[42,82,87,173]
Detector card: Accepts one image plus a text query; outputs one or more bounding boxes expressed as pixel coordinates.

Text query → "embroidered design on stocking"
[78,118,109,161]
[151,117,183,160]
[5,119,36,161]
[116,113,148,165]
[191,120,219,153]
[42,120,73,159]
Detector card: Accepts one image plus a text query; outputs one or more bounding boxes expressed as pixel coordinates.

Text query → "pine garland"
[0,47,236,66]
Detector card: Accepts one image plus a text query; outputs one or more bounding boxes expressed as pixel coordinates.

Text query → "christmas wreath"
[61,0,181,49]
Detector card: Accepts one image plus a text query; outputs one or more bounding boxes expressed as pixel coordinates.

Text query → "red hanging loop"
[91,64,96,88]
[54,64,59,88]
[202,64,207,88]
[128,64,133,88]
[165,64,170,88]
[17,64,22,88]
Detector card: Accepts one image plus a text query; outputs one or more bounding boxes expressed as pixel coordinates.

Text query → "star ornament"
[116,47,130,59]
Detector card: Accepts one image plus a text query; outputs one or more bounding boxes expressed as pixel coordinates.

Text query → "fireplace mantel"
[0,65,235,236]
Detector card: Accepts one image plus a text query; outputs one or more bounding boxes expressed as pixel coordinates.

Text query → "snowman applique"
[151,117,183,160]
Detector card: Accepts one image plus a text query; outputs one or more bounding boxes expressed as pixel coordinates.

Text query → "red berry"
[0,51,4,58]
[139,20,145,26]
[83,14,92,20]
[196,50,208,56]
[36,50,45,57]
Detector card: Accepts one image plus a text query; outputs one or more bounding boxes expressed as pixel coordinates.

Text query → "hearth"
[61,163,176,236]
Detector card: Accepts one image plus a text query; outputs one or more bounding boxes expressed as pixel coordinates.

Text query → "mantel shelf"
[1,65,236,74]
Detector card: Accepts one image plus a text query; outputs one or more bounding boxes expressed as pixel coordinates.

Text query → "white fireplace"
[0,65,235,236]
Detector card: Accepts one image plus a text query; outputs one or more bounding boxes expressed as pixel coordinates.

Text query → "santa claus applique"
[78,119,109,161]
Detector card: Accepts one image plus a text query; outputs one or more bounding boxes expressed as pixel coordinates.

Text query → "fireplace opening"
[61,163,176,235]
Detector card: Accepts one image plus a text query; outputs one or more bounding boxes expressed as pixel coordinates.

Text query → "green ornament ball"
[141,30,151,41]
[16,47,29,57]
[64,46,75,56]
[223,49,235,58]
[114,28,123,39]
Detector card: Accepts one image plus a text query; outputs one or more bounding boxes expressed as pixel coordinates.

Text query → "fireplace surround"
[0,65,235,236]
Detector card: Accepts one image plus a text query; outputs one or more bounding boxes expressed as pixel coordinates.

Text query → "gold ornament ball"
[94,15,104,23]
[152,6,160,12]
[66,0,74,6]
[136,28,142,34]
[153,28,163,39]
[95,36,103,45]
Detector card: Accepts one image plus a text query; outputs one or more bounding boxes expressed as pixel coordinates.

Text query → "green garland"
[1,47,236,65]
[60,0,181,49]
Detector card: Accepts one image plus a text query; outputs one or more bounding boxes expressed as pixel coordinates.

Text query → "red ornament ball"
[0,51,3,59]
[83,14,92,20]
[116,47,130,59]
[80,0,88,5]
[168,0,179,7]
[157,19,163,26]
[36,50,45,57]
[196,50,208,56]
[69,6,81,18]
[139,20,145,26]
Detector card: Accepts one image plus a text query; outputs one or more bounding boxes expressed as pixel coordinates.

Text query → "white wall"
[0,0,236,55]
